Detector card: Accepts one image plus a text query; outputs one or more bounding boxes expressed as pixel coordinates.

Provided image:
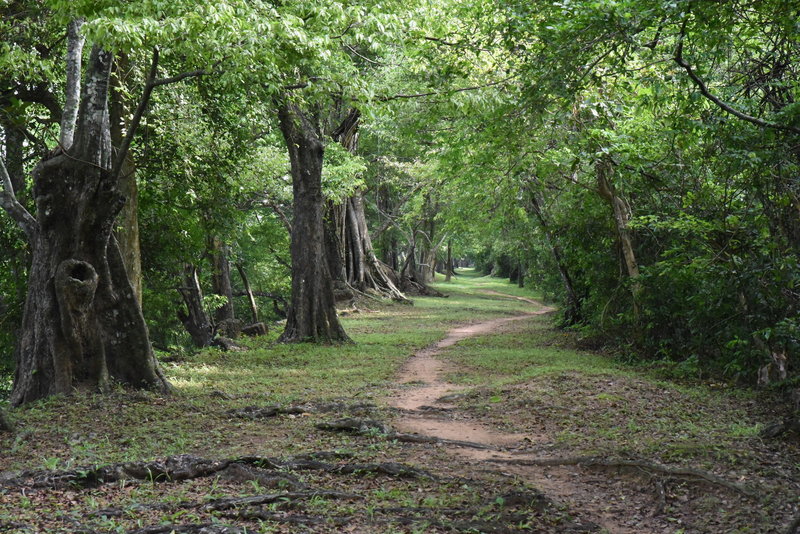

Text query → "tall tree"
[277,101,350,343]
[1,43,169,405]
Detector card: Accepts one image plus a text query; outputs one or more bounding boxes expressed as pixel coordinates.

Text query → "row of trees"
[0,0,465,406]
[447,0,799,383]
[2,0,797,411]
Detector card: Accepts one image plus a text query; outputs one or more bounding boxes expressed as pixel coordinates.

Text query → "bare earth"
[387,294,768,534]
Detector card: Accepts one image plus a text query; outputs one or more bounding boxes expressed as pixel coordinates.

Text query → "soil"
[386,294,794,534]
[2,290,797,533]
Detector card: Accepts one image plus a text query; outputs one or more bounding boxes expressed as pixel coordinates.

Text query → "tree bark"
[596,158,641,320]
[445,240,452,282]
[528,190,582,324]
[3,124,25,195]
[235,262,259,323]
[5,46,169,406]
[325,109,409,302]
[277,101,350,343]
[209,236,235,323]
[177,264,213,347]
[59,19,85,151]
[109,52,143,306]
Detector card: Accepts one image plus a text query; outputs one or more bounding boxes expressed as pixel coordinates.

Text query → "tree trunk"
[445,241,453,282]
[59,18,85,151]
[277,101,350,343]
[3,124,25,195]
[325,109,409,302]
[7,47,169,405]
[529,191,582,324]
[209,236,235,323]
[177,264,213,347]
[110,52,143,306]
[235,262,259,324]
[596,158,641,321]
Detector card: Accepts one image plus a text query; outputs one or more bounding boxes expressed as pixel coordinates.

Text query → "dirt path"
[387,294,660,534]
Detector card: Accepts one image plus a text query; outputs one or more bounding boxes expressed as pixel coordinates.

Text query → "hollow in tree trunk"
[1,46,169,406]
[276,101,350,343]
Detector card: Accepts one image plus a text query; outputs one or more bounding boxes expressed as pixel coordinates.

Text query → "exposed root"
[332,462,436,479]
[0,453,432,490]
[389,431,493,450]
[232,507,572,533]
[128,524,246,534]
[90,489,359,518]
[760,417,800,440]
[316,417,390,434]
[201,490,362,511]
[316,417,494,450]
[228,402,377,420]
[230,510,350,527]
[490,456,756,498]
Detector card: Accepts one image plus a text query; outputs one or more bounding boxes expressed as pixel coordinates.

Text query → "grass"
[0,269,797,534]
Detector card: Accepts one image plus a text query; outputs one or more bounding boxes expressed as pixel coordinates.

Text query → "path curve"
[387,292,657,534]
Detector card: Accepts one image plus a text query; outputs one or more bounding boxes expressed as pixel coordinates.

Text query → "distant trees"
[3,0,795,409]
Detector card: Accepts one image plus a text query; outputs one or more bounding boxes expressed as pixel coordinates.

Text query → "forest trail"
[388,294,681,534]
[1,276,796,533]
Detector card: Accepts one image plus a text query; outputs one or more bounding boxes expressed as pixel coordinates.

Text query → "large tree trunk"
[325,109,408,302]
[110,52,143,306]
[277,101,350,343]
[8,47,169,405]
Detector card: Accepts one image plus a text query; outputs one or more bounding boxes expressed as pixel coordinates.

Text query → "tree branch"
[379,76,515,102]
[112,47,159,180]
[0,158,38,242]
[369,182,424,241]
[674,26,800,135]
[59,18,85,151]
[112,49,209,180]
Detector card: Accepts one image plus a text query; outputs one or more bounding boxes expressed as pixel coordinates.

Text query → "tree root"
[316,417,493,450]
[489,456,756,498]
[0,453,433,490]
[228,402,377,420]
[760,417,800,440]
[91,489,361,519]
[202,490,361,512]
[332,462,435,479]
[127,524,246,534]
[390,432,493,450]
[233,506,595,533]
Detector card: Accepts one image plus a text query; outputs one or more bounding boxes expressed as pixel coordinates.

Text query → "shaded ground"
[0,273,798,533]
